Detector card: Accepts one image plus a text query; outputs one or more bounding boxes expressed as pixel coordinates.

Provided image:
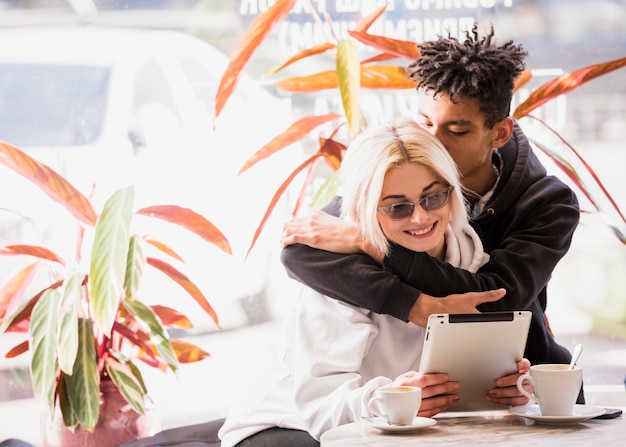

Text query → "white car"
[0,26,300,332]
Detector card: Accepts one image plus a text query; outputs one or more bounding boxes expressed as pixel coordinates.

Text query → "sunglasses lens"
[422,189,451,211]
[388,203,414,219]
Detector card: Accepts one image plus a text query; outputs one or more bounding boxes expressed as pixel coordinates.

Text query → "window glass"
[0,64,109,146]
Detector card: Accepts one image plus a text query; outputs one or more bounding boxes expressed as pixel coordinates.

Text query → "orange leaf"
[0,244,65,265]
[361,65,415,89]
[239,114,342,175]
[274,70,341,92]
[247,153,324,256]
[263,42,336,76]
[0,263,38,320]
[214,0,296,121]
[146,257,219,327]
[137,205,231,255]
[513,69,533,93]
[0,141,97,226]
[514,57,626,119]
[337,38,361,138]
[275,65,414,92]
[348,30,420,60]
[171,339,210,363]
[149,305,193,329]
[1,279,64,333]
[354,4,389,33]
[143,236,184,262]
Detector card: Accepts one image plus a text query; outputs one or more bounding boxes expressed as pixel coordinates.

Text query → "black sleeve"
[383,177,580,312]
[280,195,419,321]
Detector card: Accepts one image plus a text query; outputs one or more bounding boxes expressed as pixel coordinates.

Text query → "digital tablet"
[418,311,532,412]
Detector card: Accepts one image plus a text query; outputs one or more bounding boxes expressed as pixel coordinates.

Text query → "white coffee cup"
[367,385,422,425]
[516,364,582,416]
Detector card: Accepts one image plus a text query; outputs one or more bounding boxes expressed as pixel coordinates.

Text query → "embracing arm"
[385,177,580,313]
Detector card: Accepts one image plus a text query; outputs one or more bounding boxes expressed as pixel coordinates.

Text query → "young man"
[281,24,581,401]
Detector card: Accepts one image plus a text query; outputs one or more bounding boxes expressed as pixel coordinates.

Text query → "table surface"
[320,408,625,446]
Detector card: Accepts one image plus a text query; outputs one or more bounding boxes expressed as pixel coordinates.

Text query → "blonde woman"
[218,117,529,447]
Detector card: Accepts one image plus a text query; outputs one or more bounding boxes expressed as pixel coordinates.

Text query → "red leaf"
[150,305,193,329]
[137,205,231,255]
[0,141,97,226]
[214,0,296,121]
[348,30,420,60]
[319,137,347,171]
[5,339,29,358]
[146,257,219,327]
[247,153,324,256]
[0,244,65,265]
[514,57,626,118]
[239,114,342,175]
[264,42,336,76]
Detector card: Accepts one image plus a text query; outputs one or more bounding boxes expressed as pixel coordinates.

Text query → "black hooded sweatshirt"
[281,122,580,371]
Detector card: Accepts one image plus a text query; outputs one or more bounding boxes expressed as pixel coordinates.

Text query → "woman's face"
[377,163,450,259]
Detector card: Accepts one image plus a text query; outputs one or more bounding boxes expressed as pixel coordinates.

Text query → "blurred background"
[0,0,624,444]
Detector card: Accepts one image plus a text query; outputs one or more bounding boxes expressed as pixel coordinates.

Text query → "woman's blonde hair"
[340,116,467,255]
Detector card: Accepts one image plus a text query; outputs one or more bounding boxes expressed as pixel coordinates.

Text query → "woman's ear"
[492,117,514,148]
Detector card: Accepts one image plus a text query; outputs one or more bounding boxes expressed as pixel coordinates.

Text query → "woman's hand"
[393,371,460,418]
[486,358,532,407]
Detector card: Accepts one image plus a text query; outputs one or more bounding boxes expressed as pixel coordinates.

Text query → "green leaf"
[105,357,146,415]
[89,186,134,336]
[29,288,61,409]
[57,272,83,374]
[56,374,79,428]
[64,318,100,430]
[312,171,341,210]
[124,235,145,299]
[336,38,361,138]
[123,298,179,373]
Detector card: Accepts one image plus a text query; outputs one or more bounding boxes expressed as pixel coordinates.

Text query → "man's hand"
[281,211,385,261]
[486,358,532,407]
[393,371,460,418]
[407,289,507,327]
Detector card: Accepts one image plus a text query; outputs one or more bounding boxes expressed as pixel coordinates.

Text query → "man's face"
[415,90,500,192]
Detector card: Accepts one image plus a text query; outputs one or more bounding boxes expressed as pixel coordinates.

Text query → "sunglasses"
[377,186,454,220]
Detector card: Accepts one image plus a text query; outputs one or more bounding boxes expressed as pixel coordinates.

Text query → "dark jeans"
[235,427,319,447]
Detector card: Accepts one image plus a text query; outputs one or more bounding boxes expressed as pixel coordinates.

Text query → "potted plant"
[0,141,229,447]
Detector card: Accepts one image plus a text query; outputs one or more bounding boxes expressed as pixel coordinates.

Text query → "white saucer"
[364,416,437,433]
[509,404,606,425]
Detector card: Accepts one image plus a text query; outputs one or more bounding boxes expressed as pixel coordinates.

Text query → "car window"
[176,55,218,116]
[0,64,109,146]
[133,59,180,124]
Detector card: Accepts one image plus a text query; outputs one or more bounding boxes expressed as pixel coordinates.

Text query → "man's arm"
[385,176,580,312]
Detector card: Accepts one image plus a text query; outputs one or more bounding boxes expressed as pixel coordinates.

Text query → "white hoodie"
[218,224,488,446]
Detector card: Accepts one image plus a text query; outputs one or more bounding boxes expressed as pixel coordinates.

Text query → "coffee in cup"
[367,385,422,425]
[516,364,582,416]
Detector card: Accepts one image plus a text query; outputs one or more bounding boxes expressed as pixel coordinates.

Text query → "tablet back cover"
[419,311,532,412]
